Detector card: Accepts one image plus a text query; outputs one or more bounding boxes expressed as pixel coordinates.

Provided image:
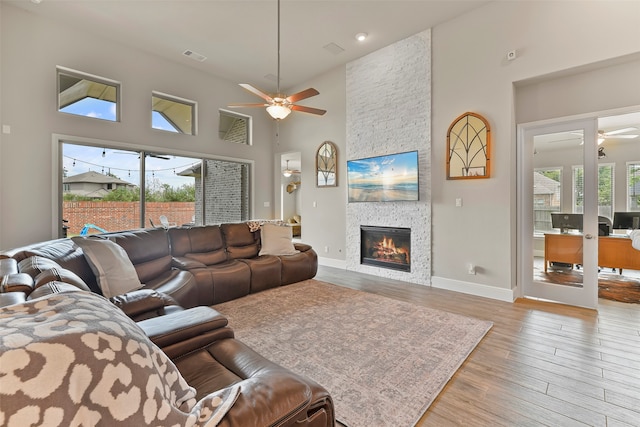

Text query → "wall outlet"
[467,263,476,275]
[324,246,329,253]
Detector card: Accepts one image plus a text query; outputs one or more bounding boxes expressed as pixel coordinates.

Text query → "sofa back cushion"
[2,239,99,293]
[168,226,228,266]
[221,223,259,259]
[108,229,173,284]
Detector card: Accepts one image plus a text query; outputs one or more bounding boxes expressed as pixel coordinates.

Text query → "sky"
[61,98,200,188]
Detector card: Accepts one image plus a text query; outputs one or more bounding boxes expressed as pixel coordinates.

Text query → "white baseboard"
[431,276,515,302]
[318,257,347,269]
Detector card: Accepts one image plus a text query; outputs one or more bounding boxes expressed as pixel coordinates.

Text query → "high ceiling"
[8,0,489,92]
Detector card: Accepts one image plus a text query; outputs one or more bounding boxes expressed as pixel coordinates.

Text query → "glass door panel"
[519,118,598,309]
[143,154,200,228]
[62,144,141,236]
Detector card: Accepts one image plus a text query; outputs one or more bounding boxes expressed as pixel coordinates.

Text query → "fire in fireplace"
[360,226,411,272]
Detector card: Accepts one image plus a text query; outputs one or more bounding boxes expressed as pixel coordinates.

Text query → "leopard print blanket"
[0,291,239,426]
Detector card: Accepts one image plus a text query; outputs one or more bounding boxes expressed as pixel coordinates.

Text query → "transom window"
[152,92,196,135]
[219,109,251,145]
[57,67,120,122]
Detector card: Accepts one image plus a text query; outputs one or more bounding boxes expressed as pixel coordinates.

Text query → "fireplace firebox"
[360,226,411,272]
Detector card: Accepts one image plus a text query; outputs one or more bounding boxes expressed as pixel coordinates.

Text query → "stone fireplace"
[360,226,411,272]
[345,29,431,285]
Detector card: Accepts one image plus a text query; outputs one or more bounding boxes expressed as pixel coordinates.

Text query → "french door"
[518,118,599,309]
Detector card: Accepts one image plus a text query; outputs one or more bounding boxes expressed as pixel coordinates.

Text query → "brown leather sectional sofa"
[0,222,333,426]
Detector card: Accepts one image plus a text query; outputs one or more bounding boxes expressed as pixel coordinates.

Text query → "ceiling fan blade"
[291,104,326,116]
[286,88,320,103]
[228,103,269,108]
[605,127,637,136]
[239,84,273,102]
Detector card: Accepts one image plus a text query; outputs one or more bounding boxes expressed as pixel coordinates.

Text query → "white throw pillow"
[259,223,300,256]
[72,237,143,298]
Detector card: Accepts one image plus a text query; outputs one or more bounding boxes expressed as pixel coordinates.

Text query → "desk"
[544,233,640,274]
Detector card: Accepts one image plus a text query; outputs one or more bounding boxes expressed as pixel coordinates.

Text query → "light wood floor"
[315,266,640,427]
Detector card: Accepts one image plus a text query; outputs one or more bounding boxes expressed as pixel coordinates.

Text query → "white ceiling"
[9,0,489,92]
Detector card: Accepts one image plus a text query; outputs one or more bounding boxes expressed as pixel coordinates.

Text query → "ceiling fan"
[228,0,326,120]
[282,160,300,177]
[573,127,640,145]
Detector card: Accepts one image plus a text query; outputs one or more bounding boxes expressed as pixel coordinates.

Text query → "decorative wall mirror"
[316,141,337,187]
[446,112,491,179]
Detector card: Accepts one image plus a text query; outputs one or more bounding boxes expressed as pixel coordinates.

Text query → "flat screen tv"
[613,211,640,230]
[347,151,419,202]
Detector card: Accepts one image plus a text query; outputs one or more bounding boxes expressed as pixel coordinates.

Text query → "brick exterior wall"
[63,201,195,235]
[194,159,249,225]
[346,30,432,285]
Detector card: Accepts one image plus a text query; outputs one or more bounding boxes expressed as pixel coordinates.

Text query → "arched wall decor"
[446,112,491,179]
[316,141,337,187]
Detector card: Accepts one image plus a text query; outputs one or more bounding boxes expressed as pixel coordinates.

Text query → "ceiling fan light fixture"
[267,104,292,120]
[283,160,293,177]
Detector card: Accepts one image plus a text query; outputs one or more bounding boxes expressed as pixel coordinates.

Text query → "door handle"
[585,234,595,239]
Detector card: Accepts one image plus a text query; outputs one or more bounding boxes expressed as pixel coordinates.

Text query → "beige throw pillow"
[72,237,142,298]
[259,223,299,256]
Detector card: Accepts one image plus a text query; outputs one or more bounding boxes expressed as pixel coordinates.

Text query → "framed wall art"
[446,112,491,179]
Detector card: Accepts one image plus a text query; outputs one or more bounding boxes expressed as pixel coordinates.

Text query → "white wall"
[276,66,347,266]
[0,4,274,249]
[431,0,640,300]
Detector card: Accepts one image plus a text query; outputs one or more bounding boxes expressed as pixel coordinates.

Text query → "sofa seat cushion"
[185,250,227,266]
[71,237,142,298]
[239,255,282,293]
[208,260,251,304]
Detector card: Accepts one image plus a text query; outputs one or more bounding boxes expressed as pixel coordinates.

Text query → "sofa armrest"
[294,243,312,252]
[172,256,207,270]
[0,291,26,308]
[110,289,178,319]
[1,273,34,295]
[177,338,334,427]
[137,306,232,354]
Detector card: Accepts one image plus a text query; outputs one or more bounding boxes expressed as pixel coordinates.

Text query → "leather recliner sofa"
[0,259,334,426]
[0,222,318,307]
[0,223,333,426]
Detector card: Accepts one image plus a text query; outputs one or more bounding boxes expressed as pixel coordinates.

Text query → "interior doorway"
[277,152,302,237]
[518,111,640,307]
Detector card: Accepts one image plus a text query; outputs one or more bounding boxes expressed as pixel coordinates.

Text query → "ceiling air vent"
[323,42,345,55]
[182,50,207,62]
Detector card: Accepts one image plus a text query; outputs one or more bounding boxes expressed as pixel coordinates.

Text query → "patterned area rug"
[214,279,493,427]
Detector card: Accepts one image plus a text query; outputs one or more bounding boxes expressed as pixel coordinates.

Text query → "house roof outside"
[64,171,134,186]
[533,171,560,196]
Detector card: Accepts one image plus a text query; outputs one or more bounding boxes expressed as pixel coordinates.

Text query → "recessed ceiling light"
[355,32,368,42]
